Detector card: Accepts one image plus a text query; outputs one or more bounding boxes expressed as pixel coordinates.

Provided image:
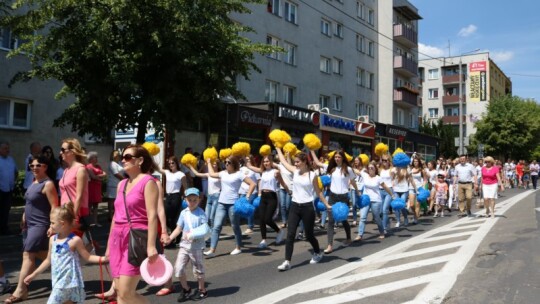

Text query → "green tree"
[3,0,275,142]
[472,95,540,160]
[419,116,458,159]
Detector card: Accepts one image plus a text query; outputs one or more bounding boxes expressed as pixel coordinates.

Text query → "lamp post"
[458,49,480,155]
[218,95,238,147]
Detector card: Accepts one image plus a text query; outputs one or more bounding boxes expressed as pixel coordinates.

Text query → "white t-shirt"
[476,165,483,178]
[379,168,393,189]
[428,169,438,185]
[292,170,317,204]
[164,170,185,194]
[361,171,383,203]
[207,176,221,195]
[239,166,259,195]
[392,168,409,193]
[218,170,245,204]
[324,164,356,195]
[260,169,279,192]
[278,163,293,190]
[107,161,124,189]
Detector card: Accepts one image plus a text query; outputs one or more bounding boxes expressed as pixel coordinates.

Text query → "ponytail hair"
[54,202,77,224]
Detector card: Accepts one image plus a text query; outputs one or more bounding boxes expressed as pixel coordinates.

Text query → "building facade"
[419,53,512,140]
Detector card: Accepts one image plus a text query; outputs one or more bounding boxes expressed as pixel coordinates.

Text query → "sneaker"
[296,232,305,240]
[440,213,445,217]
[395,222,400,228]
[230,248,242,255]
[0,280,11,295]
[191,289,208,301]
[177,287,192,302]
[258,241,268,249]
[310,252,323,264]
[203,250,215,258]
[244,229,253,235]
[277,260,291,271]
[275,229,285,244]
[433,214,438,218]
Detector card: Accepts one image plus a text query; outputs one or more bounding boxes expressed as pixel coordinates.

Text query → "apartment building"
[419,52,512,139]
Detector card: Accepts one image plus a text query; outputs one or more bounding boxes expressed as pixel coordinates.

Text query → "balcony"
[393,24,418,48]
[442,94,465,105]
[442,115,466,125]
[442,74,464,84]
[394,88,418,108]
[394,55,418,78]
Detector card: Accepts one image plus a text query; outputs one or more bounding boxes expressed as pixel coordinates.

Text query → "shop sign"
[386,125,408,141]
[354,122,375,138]
[319,113,356,135]
[277,106,319,126]
[238,106,273,127]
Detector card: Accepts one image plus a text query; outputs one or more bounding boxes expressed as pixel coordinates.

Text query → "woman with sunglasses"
[311,150,360,254]
[379,155,395,233]
[481,156,504,218]
[203,156,256,257]
[275,148,327,271]
[156,156,188,247]
[59,138,89,233]
[105,144,159,304]
[356,162,393,241]
[4,156,58,304]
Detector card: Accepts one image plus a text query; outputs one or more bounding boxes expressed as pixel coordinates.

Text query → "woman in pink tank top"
[106,144,158,304]
[59,139,89,228]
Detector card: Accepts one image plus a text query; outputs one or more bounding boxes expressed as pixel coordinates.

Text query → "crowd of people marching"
[0,134,537,303]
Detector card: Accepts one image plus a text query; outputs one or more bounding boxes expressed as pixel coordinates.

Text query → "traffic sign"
[457,147,468,155]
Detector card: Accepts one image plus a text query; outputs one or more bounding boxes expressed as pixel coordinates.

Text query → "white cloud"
[458,24,478,37]
[418,43,445,59]
[490,51,514,62]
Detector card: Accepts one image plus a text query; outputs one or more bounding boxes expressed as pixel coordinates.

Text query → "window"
[428,69,439,79]
[320,56,330,73]
[409,113,415,128]
[0,98,31,129]
[333,57,343,75]
[356,2,365,19]
[366,104,374,118]
[321,19,331,36]
[332,95,342,111]
[367,72,375,90]
[284,1,297,24]
[397,109,404,125]
[334,23,344,38]
[267,0,281,16]
[428,108,439,118]
[446,107,459,116]
[428,88,439,99]
[283,41,297,65]
[319,95,330,108]
[266,35,280,60]
[356,102,364,117]
[265,80,279,102]
[356,34,365,53]
[368,41,374,57]
[368,9,375,25]
[356,67,365,86]
[283,85,296,105]
[0,28,25,50]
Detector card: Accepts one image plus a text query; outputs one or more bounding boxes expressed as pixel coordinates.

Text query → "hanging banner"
[469,61,487,102]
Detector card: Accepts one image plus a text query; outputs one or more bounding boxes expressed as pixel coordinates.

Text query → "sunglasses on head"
[122,154,136,161]
[29,164,43,168]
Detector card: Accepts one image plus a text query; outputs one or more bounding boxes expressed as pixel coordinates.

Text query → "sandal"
[94,292,116,301]
[156,287,174,296]
[4,294,28,304]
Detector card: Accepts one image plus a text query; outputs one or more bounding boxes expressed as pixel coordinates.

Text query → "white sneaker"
[277,260,291,271]
[258,241,267,249]
[203,250,215,258]
[244,229,253,235]
[395,222,400,228]
[275,229,285,244]
[310,252,323,264]
[230,248,242,255]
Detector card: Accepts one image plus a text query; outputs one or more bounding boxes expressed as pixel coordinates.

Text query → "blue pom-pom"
[332,202,349,222]
[315,198,327,212]
[393,152,410,168]
[234,197,254,218]
[252,196,261,209]
[182,200,188,209]
[417,187,430,203]
[391,198,406,210]
[355,194,370,208]
[321,175,331,187]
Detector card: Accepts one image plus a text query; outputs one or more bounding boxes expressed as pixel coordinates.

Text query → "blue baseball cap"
[185,187,200,197]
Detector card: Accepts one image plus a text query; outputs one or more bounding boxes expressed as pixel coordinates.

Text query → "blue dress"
[48,233,85,304]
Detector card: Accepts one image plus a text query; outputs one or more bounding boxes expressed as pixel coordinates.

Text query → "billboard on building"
[469,61,487,102]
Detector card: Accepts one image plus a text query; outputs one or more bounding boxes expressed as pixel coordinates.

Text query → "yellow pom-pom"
[180,153,198,168]
[219,148,232,161]
[303,133,322,151]
[203,147,218,163]
[345,152,353,163]
[283,142,297,156]
[268,129,291,148]
[374,143,389,156]
[231,142,251,157]
[359,154,369,166]
[392,148,404,157]
[259,144,271,157]
[327,150,336,160]
[317,176,323,190]
[142,142,160,156]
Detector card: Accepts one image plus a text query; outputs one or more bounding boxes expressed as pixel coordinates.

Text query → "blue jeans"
[381,189,393,231]
[210,203,242,249]
[205,193,219,227]
[278,189,292,223]
[240,193,258,229]
[350,189,358,222]
[394,192,409,226]
[358,201,384,236]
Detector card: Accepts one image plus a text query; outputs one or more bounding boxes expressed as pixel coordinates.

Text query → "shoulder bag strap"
[61,168,74,203]
[122,181,132,227]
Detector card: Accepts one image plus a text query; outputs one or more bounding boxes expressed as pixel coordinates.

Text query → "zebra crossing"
[247,190,533,304]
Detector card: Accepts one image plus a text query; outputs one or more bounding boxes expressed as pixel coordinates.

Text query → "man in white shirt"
[454,155,477,217]
[0,142,18,235]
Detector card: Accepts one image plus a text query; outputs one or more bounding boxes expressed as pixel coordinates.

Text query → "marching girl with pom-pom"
[391,165,417,228]
[409,155,428,224]
[24,203,107,304]
[378,154,395,233]
[350,156,367,226]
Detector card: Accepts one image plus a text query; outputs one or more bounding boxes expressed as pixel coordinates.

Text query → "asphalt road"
[1,188,537,303]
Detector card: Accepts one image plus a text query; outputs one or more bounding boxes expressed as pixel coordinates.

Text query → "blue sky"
[409,0,540,101]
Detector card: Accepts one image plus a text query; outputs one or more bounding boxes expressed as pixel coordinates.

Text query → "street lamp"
[217,94,237,147]
[458,48,480,155]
